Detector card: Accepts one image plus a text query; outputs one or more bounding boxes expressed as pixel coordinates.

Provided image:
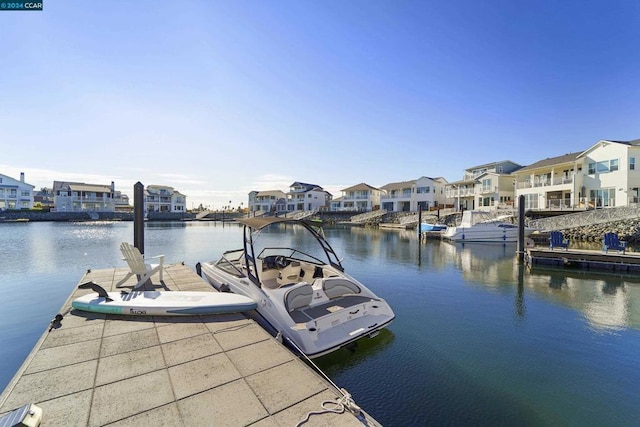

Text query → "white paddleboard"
[72,289,257,316]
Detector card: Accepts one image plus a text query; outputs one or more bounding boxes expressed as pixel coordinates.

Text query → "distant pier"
[526,248,640,274]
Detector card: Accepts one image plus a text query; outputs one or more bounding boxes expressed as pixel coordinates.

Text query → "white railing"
[517,178,573,189]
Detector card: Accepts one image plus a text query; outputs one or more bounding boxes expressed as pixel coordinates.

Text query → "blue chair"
[603,232,626,254]
[549,231,569,251]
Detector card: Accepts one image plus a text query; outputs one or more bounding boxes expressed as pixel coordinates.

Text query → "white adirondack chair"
[116,242,164,289]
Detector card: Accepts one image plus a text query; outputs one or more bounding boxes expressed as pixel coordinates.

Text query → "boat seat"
[285,284,313,312]
[322,278,361,299]
[277,261,301,286]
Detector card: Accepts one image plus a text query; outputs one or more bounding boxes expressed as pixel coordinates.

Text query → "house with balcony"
[248,190,286,214]
[53,180,115,212]
[379,176,448,212]
[512,151,583,210]
[114,191,132,212]
[330,183,381,212]
[445,161,522,211]
[0,172,34,210]
[285,182,332,212]
[145,185,186,213]
[514,139,640,210]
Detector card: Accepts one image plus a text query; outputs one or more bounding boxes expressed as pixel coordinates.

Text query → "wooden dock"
[379,223,413,229]
[526,247,640,274]
[0,264,377,426]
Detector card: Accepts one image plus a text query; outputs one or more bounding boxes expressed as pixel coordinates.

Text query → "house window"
[631,157,636,170]
[597,161,610,173]
[524,194,538,209]
[610,159,619,172]
[591,159,619,174]
[589,188,616,207]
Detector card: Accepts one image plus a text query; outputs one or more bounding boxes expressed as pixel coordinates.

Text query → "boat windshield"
[258,247,325,265]
[214,249,245,277]
[249,221,342,268]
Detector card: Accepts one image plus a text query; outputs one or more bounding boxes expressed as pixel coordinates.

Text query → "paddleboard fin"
[78,281,114,302]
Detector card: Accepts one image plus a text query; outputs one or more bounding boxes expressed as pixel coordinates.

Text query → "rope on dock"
[283,336,369,426]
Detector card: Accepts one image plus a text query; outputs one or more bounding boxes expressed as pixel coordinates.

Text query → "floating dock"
[0,264,377,426]
[526,248,640,273]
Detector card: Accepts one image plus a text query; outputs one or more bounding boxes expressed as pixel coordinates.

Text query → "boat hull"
[199,262,394,358]
[420,223,447,232]
[443,225,529,242]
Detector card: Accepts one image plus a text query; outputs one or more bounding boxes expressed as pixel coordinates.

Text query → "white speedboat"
[442,210,531,242]
[197,217,395,358]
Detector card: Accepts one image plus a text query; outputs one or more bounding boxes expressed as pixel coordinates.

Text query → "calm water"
[2,221,640,425]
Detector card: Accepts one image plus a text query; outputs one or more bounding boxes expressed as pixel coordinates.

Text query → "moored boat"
[197,217,395,358]
[420,222,447,232]
[443,210,532,242]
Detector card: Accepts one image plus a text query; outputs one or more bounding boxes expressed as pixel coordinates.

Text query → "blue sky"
[1,0,638,209]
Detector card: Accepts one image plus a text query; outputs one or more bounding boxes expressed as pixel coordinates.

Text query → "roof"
[290,181,321,189]
[288,182,327,195]
[465,160,520,171]
[69,184,112,193]
[380,179,416,191]
[380,176,441,190]
[0,173,35,188]
[256,190,286,197]
[516,151,582,173]
[604,138,640,145]
[341,183,380,192]
[578,138,640,158]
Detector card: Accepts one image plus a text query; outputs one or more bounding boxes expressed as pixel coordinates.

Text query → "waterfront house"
[580,139,640,208]
[113,191,132,212]
[513,139,640,210]
[33,187,54,210]
[379,176,448,212]
[330,183,381,212]
[512,152,583,210]
[53,180,115,212]
[145,185,186,213]
[248,190,286,214]
[0,172,34,210]
[285,182,332,212]
[445,161,522,211]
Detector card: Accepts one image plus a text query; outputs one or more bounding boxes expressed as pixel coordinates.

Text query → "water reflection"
[438,240,640,331]
[314,329,395,375]
[3,223,640,425]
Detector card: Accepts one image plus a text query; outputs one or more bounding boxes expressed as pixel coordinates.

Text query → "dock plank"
[526,247,640,275]
[0,264,377,426]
